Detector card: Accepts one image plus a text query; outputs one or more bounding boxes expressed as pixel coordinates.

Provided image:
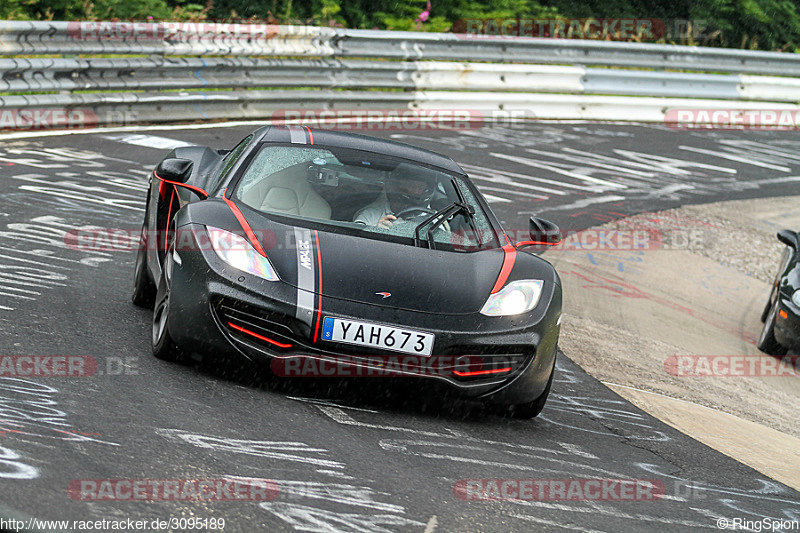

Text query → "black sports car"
[758,229,800,355]
[132,126,563,418]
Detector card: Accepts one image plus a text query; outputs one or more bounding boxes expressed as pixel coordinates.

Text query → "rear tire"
[505,354,556,419]
[757,297,788,356]
[132,231,156,308]
[151,238,183,362]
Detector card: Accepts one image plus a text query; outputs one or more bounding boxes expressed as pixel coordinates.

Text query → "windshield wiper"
[413,178,478,249]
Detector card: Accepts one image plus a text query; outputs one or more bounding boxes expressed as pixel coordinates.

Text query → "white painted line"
[754,176,800,185]
[679,145,791,172]
[638,183,695,198]
[613,149,738,175]
[104,134,196,150]
[511,514,610,533]
[288,396,382,414]
[527,148,656,178]
[314,405,457,438]
[315,469,357,480]
[423,515,438,533]
[558,442,599,460]
[469,172,568,196]
[463,163,613,193]
[474,182,552,199]
[156,429,345,469]
[481,193,513,204]
[637,463,798,503]
[510,500,712,528]
[527,195,626,213]
[259,502,426,531]
[491,152,628,190]
[227,477,405,513]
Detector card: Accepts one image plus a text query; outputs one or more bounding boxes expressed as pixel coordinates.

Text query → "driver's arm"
[354,204,393,227]
[353,207,380,226]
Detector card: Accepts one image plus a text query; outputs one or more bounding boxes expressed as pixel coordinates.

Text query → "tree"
[4,0,800,51]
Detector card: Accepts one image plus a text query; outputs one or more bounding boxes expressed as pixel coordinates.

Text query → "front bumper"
[167,225,561,405]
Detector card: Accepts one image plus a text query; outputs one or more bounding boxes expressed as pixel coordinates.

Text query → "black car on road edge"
[759,229,800,355]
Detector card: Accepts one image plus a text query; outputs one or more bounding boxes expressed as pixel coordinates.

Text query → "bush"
[4,0,800,51]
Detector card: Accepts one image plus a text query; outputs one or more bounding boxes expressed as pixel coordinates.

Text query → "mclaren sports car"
[132,126,563,418]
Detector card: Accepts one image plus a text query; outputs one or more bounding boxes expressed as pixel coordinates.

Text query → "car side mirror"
[529,216,562,244]
[155,158,193,183]
[777,229,798,249]
[516,217,562,249]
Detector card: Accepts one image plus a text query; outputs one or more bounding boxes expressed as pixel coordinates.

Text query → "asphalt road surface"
[0,122,799,532]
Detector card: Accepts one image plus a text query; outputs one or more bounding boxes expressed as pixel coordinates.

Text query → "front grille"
[212,297,532,384]
[441,346,531,382]
[212,298,307,355]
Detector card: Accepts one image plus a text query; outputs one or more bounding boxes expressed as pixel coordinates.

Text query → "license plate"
[321,317,434,356]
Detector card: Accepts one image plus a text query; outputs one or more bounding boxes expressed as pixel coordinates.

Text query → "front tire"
[757,296,788,356]
[505,354,556,419]
[761,282,779,323]
[132,230,156,308]
[151,239,183,362]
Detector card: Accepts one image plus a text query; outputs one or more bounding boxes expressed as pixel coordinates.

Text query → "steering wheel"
[394,207,436,220]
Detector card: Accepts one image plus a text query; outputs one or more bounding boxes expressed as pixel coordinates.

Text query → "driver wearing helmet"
[354,163,439,228]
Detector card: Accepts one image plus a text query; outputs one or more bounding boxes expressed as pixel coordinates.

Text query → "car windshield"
[233,143,498,250]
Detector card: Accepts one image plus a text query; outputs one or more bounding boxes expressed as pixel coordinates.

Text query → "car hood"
[179,199,558,315]
[262,219,505,315]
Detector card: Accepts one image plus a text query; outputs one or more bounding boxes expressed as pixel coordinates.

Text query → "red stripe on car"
[490,244,517,294]
[153,172,209,199]
[164,187,175,254]
[515,240,560,247]
[222,194,268,257]
[228,322,293,348]
[453,367,511,377]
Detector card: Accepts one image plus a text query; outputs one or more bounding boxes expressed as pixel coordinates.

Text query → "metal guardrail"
[0,58,406,92]
[0,21,333,56]
[7,58,800,101]
[334,29,800,76]
[1,21,800,130]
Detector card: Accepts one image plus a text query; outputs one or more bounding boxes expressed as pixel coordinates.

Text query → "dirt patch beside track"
[545,195,800,490]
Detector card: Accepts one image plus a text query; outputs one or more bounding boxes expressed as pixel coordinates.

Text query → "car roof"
[254,126,466,175]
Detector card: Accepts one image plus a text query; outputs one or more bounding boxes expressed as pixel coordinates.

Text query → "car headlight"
[207,226,279,281]
[792,289,800,308]
[480,280,544,316]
